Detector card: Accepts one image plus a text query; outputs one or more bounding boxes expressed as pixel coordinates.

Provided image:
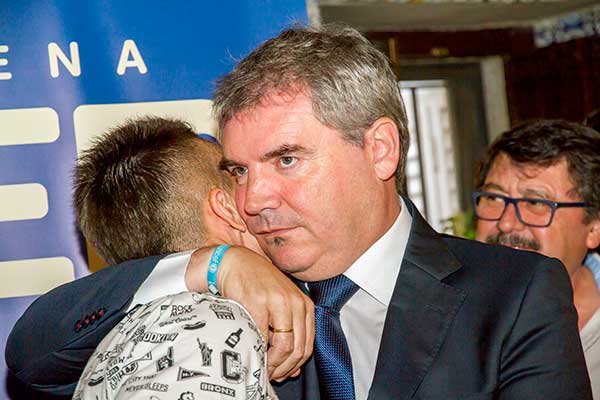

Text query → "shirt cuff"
[127,250,194,311]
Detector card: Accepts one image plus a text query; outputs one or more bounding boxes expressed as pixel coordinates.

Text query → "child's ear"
[208,188,247,232]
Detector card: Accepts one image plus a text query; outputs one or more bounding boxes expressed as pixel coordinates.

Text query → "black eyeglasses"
[472,191,589,228]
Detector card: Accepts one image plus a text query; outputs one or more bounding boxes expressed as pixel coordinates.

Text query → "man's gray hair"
[213,24,409,191]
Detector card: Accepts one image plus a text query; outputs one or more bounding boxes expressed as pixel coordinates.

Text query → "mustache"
[485,233,541,251]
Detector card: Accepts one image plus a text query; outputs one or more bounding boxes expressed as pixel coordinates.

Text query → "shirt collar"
[344,197,413,306]
[585,253,600,286]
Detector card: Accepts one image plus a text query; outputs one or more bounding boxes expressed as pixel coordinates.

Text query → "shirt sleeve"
[127,250,194,311]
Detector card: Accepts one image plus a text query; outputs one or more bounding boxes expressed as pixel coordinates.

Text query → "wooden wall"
[367,30,600,124]
[505,36,600,123]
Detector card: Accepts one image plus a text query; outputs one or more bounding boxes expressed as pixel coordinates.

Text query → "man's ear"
[207,188,247,233]
[586,216,600,251]
[364,117,400,181]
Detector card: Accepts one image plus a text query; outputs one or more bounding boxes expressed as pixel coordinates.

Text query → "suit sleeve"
[498,257,592,400]
[4,255,163,396]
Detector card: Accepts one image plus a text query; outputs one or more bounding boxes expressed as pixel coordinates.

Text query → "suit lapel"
[368,198,467,400]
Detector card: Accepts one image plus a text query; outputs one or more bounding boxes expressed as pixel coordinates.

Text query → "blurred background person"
[473,119,600,398]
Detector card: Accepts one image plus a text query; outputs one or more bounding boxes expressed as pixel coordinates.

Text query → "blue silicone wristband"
[207,244,231,295]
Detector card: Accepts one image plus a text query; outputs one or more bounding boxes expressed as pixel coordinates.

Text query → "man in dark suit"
[7,25,591,399]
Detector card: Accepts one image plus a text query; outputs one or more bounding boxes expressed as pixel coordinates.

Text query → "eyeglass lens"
[475,193,553,227]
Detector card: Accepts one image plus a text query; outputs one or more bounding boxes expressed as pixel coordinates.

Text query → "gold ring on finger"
[270,327,294,333]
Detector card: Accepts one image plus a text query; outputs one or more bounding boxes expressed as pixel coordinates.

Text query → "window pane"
[400,81,460,232]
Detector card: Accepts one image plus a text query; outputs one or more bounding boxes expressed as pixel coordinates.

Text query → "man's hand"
[185,246,314,381]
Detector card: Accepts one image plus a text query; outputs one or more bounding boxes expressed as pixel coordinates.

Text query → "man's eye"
[229,166,247,177]
[483,194,502,202]
[279,156,297,167]
[525,199,545,208]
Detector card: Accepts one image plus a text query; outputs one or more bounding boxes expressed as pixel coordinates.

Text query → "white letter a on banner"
[117,39,148,76]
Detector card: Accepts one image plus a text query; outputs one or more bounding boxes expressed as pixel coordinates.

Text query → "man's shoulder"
[434,235,575,332]
[440,234,567,287]
[442,233,553,266]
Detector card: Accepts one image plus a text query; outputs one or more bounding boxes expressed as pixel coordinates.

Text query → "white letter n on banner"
[48,42,81,78]
[116,39,147,76]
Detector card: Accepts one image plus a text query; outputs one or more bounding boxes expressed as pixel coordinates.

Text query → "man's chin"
[265,247,313,275]
[273,260,312,278]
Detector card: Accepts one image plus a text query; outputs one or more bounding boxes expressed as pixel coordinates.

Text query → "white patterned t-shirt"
[73,292,277,400]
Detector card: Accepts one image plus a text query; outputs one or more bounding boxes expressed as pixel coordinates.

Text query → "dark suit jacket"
[6,199,592,399]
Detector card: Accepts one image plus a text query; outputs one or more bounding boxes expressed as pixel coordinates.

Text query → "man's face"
[220,93,386,281]
[475,152,600,276]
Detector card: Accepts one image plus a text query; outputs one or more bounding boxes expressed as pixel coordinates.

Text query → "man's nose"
[497,202,524,232]
[243,171,281,215]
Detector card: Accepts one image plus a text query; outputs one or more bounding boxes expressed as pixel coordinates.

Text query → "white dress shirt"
[581,252,600,400]
[341,198,411,399]
[130,198,412,399]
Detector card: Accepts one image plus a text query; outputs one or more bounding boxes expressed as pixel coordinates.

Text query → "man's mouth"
[486,234,541,251]
[505,244,532,251]
[254,227,296,237]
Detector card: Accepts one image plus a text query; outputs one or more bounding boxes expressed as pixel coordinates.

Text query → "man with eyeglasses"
[474,119,600,398]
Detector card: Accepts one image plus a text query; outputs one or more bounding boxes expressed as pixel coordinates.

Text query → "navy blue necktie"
[308,275,360,400]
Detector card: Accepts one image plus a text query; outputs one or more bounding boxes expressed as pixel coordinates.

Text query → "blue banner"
[0,2,307,397]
